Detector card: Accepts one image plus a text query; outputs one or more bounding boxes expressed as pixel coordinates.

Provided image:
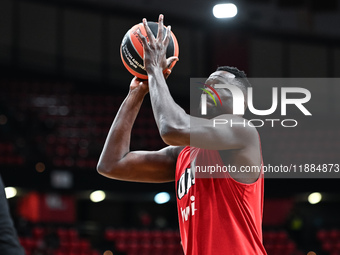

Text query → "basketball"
[120,21,179,80]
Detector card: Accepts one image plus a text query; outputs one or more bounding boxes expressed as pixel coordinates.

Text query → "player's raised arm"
[97,77,182,183]
[137,14,255,150]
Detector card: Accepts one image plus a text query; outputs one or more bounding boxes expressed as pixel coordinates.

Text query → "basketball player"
[97,14,267,255]
[0,175,25,255]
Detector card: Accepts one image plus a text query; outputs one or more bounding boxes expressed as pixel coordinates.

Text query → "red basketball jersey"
[175,146,267,255]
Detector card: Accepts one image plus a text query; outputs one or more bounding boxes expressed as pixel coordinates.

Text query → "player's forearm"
[148,68,189,145]
[97,89,146,174]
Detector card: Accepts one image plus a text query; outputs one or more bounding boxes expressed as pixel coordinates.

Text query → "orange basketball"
[120,21,179,79]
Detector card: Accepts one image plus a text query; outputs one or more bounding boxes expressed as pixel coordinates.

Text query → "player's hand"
[137,14,178,75]
[129,77,149,95]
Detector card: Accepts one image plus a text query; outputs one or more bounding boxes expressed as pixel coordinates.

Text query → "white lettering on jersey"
[180,196,197,222]
[177,168,195,200]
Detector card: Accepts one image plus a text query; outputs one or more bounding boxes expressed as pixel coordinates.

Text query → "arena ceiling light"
[5,187,17,199]
[213,3,238,18]
[90,190,106,203]
[308,192,322,204]
[154,192,170,204]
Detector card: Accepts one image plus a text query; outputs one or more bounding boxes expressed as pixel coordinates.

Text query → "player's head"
[200,66,251,117]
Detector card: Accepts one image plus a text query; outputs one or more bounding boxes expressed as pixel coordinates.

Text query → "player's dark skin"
[97,14,261,184]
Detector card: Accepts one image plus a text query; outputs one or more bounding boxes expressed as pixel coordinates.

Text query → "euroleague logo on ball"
[120,21,179,80]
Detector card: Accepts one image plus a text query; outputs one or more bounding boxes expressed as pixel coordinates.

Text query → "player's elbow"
[160,126,188,146]
[97,162,132,181]
[96,161,108,176]
[160,130,176,145]
[97,161,117,178]
[159,112,189,145]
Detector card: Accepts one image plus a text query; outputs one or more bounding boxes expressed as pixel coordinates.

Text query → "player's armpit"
[97,146,183,183]
[162,114,257,150]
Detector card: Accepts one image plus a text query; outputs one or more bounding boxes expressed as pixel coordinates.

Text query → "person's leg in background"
[0,175,25,255]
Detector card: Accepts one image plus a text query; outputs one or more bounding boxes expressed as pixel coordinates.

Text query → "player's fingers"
[135,77,143,83]
[166,56,179,68]
[157,14,164,42]
[140,79,149,86]
[142,18,155,44]
[136,29,149,48]
[164,68,171,79]
[163,26,171,47]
